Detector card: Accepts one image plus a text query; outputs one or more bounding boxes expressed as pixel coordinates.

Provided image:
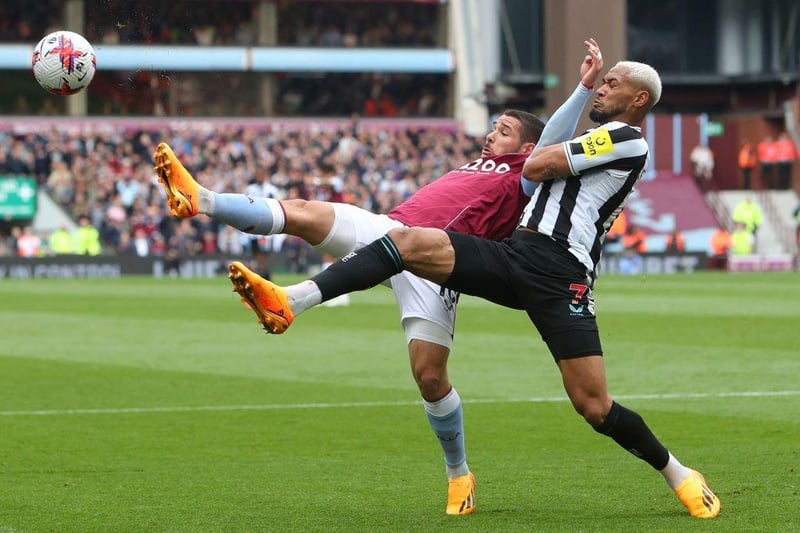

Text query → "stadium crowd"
[2,1,448,118]
[0,121,482,269]
[1,0,440,48]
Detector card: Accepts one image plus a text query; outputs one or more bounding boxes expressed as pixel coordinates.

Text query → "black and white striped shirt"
[519,121,648,274]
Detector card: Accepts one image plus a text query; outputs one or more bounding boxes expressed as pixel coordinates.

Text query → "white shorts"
[317,203,457,349]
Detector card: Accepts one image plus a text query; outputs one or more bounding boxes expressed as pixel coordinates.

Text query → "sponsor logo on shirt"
[581,129,613,159]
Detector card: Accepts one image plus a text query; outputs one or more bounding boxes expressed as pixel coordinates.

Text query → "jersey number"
[460,158,511,174]
[568,283,588,304]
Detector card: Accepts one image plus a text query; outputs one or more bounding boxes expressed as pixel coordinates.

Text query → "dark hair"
[501,109,545,144]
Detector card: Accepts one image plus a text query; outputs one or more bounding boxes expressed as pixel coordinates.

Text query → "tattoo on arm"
[544,162,560,180]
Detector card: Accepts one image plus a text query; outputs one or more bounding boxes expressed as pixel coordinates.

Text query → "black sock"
[312,235,404,302]
[594,401,669,470]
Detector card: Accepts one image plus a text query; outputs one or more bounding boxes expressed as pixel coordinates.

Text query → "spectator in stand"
[105,195,128,226]
[620,224,647,275]
[150,232,168,257]
[116,230,137,256]
[116,163,141,216]
[622,223,647,254]
[48,224,75,254]
[99,215,124,252]
[737,138,757,190]
[730,222,754,256]
[378,91,399,117]
[16,225,42,257]
[163,239,182,277]
[6,139,32,175]
[318,24,343,47]
[708,225,732,270]
[757,134,778,189]
[75,215,102,256]
[774,132,797,190]
[664,227,686,253]
[217,226,246,257]
[283,235,311,274]
[244,170,283,279]
[5,227,21,256]
[132,227,151,257]
[47,159,75,204]
[171,219,203,257]
[731,196,763,242]
[201,229,219,255]
[0,227,14,257]
[689,143,714,183]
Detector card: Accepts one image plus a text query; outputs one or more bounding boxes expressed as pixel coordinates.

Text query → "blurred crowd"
[737,133,797,190]
[1,0,440,47]
[2,0,448,118]
[0,121,483,269]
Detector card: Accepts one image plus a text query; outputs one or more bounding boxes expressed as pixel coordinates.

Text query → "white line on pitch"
[1,390,798,417]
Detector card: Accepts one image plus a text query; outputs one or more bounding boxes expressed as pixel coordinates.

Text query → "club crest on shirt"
[581,129,613,159]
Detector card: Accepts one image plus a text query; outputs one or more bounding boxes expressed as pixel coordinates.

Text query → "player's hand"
[580,38,604,90]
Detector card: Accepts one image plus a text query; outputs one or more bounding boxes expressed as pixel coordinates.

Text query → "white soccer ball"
[32,30,97,95]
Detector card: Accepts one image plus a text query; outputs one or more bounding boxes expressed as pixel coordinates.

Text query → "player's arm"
[521,38,603,193]
[522,143,573,183]
[535,85,592,149]
[525,124,649,183]
[535,38,603,149]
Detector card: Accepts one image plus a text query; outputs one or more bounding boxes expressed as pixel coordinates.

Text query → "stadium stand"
[716,190,799,256]
[629,173,719,253]
[1,0,798,274]
[0,0,441,47]
[0,0,449,117]
[0,118,481,267]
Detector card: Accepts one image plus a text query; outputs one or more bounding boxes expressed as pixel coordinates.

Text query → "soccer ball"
[32,30,97,95]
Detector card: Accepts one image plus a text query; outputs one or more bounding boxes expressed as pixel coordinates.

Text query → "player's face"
[589,66,637,123]
[482,115,525,157]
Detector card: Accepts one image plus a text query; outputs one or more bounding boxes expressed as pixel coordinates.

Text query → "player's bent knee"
[414,368,447,400]
[574,400,611,427]
[386,227,414,251]
[281,198,309,213]
[387,227,446,258]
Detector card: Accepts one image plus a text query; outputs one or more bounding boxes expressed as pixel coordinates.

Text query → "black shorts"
[444,229,602,360]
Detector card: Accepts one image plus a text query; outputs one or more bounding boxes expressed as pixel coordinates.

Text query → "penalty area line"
[0,390,798,417]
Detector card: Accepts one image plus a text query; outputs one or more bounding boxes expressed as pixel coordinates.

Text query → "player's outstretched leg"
[153,142,200,218]
[674,468,721,518]
[446,472,476,515]
[228,261,294,334]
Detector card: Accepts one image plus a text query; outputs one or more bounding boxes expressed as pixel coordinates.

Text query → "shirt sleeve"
[534,83,593,149]
[564,123,647,176]
[522,83,593,194]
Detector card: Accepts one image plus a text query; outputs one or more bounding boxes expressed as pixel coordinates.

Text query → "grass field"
[1,271,798,532]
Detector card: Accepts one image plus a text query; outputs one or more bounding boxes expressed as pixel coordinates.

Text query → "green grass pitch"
[1,272,798,531]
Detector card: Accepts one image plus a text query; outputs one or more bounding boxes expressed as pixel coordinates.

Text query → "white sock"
[198,186,214,214]
[660,452,692,489]
[286,280,322,316]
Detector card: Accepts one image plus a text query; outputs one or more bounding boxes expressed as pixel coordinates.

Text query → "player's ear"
[632,90,650,109]
[521,141,536,154]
